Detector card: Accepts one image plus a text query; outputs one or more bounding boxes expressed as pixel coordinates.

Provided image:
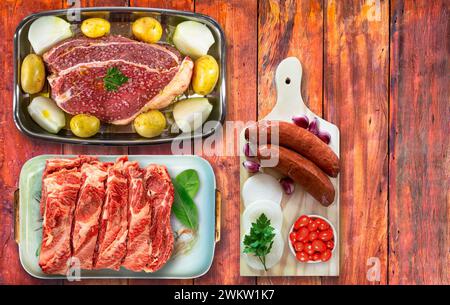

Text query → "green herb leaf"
[103,67,129,91]
[172,178,199,230]
[243,213,276,271]
[176,169,200,199]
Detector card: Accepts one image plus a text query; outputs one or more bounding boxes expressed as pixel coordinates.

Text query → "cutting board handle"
[14,189,20,244]
[266,57,310,120]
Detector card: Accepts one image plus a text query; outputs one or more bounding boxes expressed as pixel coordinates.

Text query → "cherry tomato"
[297,227,310,242]
[289,231,297,243]
[294,215,310,230]
[307,220,318,232]
[312,240,327,253]
[326,240,335,250]
[304,242,315,255]
[294,242,305,252]
[296,251,309,262]
[308,231,319,241]
[308,255,313,261]
[316,218,330,231]
[312,253,321,261]
[319,229,334,242]
[321,249,332,262]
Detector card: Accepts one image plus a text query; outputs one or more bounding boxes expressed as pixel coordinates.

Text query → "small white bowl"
[288,214,337,264]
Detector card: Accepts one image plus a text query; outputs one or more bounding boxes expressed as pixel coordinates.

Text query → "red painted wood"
[388,0,449,285]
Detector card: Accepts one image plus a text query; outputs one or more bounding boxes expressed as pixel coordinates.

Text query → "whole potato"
[132,17,163,43]
[70,114,101,138]
[192,55,219,95]
[133,110,166,138]
[81,18,110,38]
[21,54,45,94]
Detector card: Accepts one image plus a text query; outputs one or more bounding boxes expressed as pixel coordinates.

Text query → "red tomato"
[308,255,313,261]
[296,251,309,262]
[294,215,310,230]
[319,229,334,242]
[312,240,327,253]
[316,218,330,231]
[326,240,335,250]
[321,249,332,262]
[312,253,321,261]
[294,242,305,252]
[308,231,319,241]
[296,227,309,242]
[307,221,318,232]
[289,232,297,243]
[304,242,315,255]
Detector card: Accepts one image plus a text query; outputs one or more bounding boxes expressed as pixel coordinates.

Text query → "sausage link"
[245,120,340,177]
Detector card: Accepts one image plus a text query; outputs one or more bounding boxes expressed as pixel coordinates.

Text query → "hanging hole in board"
[285,77,291,85]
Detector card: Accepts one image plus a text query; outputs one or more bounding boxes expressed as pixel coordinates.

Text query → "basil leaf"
[172,178,199,230]
[176,169,200,199]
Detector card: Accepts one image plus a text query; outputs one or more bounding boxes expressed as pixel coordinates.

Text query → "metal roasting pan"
[15,154,221,279]
[13,7,226,145]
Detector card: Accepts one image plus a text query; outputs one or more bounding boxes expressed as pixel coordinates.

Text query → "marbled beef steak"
[43,36,193,125]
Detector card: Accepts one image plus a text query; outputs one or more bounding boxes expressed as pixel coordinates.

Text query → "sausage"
[256,144,335,206]
[245,120,340,177]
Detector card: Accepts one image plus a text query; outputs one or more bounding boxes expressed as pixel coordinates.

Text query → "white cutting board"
[240,57,340,276]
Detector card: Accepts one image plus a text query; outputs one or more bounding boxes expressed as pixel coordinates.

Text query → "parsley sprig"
[243,213,276,271]
[103,67,128,91]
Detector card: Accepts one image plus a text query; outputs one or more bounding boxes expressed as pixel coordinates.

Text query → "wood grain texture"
[388,0,449,285]
[323,0,389,284]
[193,0,258,285]
[256,0,323,285]
[0,0,63,285]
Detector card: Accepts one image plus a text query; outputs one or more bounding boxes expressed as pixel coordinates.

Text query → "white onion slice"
[27,96,66,134]
[242,173,283,208]
[242,200,283,232]
[242,229,284,271]
[173,21,215,59]
[28,16,73,55]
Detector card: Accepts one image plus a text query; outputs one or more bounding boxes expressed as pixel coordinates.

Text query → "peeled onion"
[28,16,73,55]
[242,229,284,271]
[27,96,66,134]
[242,200,283,232]
[173,97,212,133]
[242,173,283,207]
[173,21,215,59]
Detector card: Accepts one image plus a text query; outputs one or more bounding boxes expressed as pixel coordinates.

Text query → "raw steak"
[121,162,151,272]
[43,35,193,125]
[94,156,129,270]
[144,164,175,272]
[71,161,110,270]
[39,168,82,275]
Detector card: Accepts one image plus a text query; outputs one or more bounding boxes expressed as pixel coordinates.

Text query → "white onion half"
[242,229,284,271]
[242,200,283,233]
[173,21,215,59]
[27,96,66,134]
[28,16,73,55]
[242,173,283,208]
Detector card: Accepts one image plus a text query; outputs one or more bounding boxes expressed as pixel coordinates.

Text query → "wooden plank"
[0,0,64,285]
[128,0,194,285]
[193,0,258,285]
[388,0,449,285]
[322,0,389,284]
[256,0,323,285]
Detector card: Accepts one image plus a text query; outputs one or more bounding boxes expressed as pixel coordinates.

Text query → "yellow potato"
[70,114,100,138]
[192,55,219,95]
[134,110,166,138]
[81,18,110,38]
[21,54,45,94]
[132,17,163,43]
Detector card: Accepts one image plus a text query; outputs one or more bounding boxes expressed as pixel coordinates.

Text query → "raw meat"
[94,156,129,270]
[121,162,151,272]
[144,164,175,272]
[71,161,110,270]
[43,35,193,125]
[39,168,82,275]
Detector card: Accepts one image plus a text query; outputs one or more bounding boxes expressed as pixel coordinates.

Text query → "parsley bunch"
[243,213,276,271]
[103,67,129,91]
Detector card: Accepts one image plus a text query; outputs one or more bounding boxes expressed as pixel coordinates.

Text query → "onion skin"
[308,118,320,135]
[242,160,260,173]
[317,131,331,144]
[292,115,309,129]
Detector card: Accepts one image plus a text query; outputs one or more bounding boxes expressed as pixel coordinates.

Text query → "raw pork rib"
[121,162,151,272]
[145,165,175,272]
[43,35,193,125]
[71,161,110,270]
[39,168,82,275]
[94,156,129,270]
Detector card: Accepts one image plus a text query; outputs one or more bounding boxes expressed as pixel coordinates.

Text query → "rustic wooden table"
[0,0,448,285]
